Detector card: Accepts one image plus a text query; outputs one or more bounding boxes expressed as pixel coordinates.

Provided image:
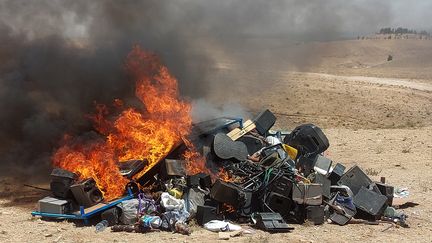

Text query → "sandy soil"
[1,38,432,242]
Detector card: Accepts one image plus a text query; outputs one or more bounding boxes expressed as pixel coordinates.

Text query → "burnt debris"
[32,109,408,234]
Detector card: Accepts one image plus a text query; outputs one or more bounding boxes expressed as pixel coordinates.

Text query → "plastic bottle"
[141,215,162,229]
[95,220,109,232]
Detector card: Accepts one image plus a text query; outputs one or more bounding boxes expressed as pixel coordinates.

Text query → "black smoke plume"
[0,0,416,179]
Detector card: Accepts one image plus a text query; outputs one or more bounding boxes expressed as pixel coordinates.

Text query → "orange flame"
[52,46,203,201]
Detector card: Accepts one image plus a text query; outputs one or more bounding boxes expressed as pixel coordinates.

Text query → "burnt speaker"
[283,124,329,157]
[253,109,276,136]
[210,180,245,207]
[196,205,219,226]
[70,178,103,207]
[265,192,292,219]
[50,168,78,199]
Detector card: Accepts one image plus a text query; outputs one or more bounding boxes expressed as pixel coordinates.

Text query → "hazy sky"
[0,0,431,41]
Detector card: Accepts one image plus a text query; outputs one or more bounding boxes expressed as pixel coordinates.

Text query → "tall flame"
[52,46,199,200]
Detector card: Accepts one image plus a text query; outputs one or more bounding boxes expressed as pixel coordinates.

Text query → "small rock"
[44,233,53,237]
[0,230,7,234]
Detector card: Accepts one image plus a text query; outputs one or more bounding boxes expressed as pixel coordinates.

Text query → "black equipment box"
[253,109,276,136]
[265,192,292,218]
[292,183,323,206]
[375,182,394,206]
[210,180,245,207]
[328,163,346,185]
[337,165,375,195]
[313,173,331,199]
[306,205,325,225]
[238,191,259,216]
[196,205,218,226]
[197,173,212,189]
[253,212,294,233]
[70,178,103,208]
[187,173,212,189]
[186,174,201,188]
[50,168,77,199]
[353,186,388,216]
[269,175,293,198]
[283,124,329,157]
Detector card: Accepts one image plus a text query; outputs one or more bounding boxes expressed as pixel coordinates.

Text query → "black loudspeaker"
[328,163,346,185]
[198,173,213,189]
[50,168,78,199]
[337,165,378,195]
[283,124,329,157]
[313,173,331,199]
[196,205,218,226]
[238,191,259,216]
[186,173,212,189]
[70,178,103,207]
[210,180,245,207]
[269,176,293,198]
[353,186,388,217]
[265,192,292,218]
[375,182,394,206]
[186,174,201,188]
[306,205,325,225]
[253,109,276,136]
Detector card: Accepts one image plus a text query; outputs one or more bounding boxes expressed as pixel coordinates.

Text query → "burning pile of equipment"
[32,47,408,235]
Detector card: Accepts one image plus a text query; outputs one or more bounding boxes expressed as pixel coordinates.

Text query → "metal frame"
[31,189,133,224]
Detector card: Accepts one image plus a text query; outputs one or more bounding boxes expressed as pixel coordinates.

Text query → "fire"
[52,46,203,200]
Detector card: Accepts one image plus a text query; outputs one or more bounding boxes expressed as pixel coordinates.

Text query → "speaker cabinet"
[70,178,103,207]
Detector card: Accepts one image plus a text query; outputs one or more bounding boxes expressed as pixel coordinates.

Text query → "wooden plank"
[227,120,256,140]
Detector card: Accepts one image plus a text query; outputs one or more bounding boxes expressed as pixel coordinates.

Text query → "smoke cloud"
[0,0,429,179]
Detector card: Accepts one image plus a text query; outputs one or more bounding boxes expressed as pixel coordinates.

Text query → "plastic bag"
[203,220,242,232]
[161,192,185,211]
[117,199,139,225]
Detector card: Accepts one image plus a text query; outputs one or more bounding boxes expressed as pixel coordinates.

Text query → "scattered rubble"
[31,109,409,236]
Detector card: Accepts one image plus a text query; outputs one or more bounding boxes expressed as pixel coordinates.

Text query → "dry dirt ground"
[1,39,432,242]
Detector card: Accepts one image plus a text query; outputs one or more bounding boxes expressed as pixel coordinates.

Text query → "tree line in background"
[378,27,430,36]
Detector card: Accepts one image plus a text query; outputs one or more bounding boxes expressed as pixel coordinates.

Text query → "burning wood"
[52,46,204,201]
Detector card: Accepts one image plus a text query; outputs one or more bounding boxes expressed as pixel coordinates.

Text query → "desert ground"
[1,38,431,242]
